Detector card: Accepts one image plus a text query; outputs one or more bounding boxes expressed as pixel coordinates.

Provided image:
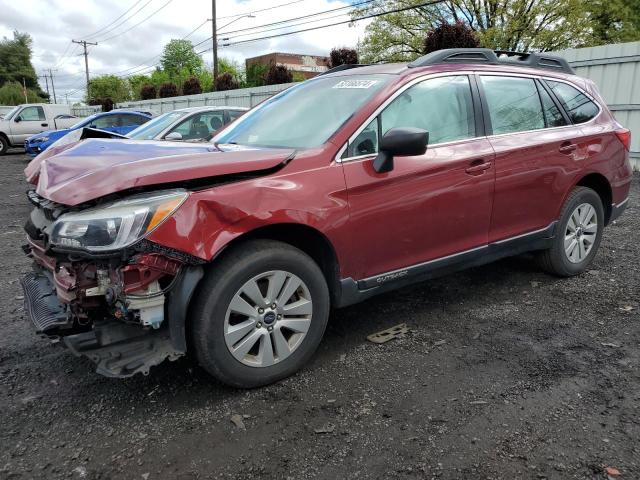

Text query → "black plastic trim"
[166,265,204,352]
[610,198,629,223]
[468,74,487,137]
[408,49,575,75]
[335,222,557,308]
[538,79,572,125]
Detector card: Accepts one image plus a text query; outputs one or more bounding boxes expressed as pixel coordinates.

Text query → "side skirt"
[335,222,557,308]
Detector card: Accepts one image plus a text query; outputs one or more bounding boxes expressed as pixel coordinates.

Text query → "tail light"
[615,128,631,151]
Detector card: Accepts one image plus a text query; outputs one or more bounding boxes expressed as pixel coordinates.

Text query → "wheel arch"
[213,223,342,305]
[574,172,613,224]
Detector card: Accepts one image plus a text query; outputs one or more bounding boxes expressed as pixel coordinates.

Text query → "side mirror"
[373,127,429,173]
[165,131,183,141]
[14,116,22,123]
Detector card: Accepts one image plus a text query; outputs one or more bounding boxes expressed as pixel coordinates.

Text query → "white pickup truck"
[0,104,80,154]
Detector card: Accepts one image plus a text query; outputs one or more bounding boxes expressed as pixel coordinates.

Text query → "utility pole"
[39,73,50,102]
[47,69,57,104]
[211,0,218,82]
[72,39,98,99]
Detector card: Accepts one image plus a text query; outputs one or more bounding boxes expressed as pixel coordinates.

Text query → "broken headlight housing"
[50,190,187,252]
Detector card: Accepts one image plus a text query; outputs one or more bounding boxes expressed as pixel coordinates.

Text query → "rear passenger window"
[545,80,599,124]
[538,85,567,128]
[481,76,545,135]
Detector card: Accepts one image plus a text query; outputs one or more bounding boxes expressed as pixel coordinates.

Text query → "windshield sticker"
[333,80,378,89]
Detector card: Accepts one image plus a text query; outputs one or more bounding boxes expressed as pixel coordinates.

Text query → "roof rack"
[407,48,575,75]
[320,64,371,76]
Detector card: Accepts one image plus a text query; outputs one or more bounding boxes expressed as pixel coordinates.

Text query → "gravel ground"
[0,152,638,480]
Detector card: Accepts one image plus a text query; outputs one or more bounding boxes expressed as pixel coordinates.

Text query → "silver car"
[127,106,248,142]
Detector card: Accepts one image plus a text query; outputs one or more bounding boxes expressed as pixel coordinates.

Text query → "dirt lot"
[0,151,638,480]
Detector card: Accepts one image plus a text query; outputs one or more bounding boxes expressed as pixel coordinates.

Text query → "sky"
[0,0,371,103]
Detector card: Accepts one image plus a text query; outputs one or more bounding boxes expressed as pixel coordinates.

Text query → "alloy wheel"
[564,202,598,263]
[223,270,313,367]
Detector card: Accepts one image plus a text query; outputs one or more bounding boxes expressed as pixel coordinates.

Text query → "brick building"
[245,52,330,79]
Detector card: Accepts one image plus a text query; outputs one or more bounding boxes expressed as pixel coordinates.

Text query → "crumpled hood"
[33,138,294,206]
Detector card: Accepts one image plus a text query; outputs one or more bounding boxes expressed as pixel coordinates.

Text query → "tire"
[537,186,604,277]
[190,239,330,388]
[0,135,9,155]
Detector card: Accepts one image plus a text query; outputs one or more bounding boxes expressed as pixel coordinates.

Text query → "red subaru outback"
[22,49,632,387]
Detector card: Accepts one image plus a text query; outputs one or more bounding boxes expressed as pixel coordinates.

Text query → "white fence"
[117,83,296,114]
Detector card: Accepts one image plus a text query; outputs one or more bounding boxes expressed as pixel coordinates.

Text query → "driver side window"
[18,106,45,121]
[346,75,476,158]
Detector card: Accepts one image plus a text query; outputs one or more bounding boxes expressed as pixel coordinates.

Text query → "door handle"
[465,160,492,175]
[559,142,577,154]
[41,123,48,127]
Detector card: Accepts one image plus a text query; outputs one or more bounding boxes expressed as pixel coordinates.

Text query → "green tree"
[0,81,43,105]
[128,74,152,100]
[588,0,640,45]
[0,31,46,100]
[87,75,131,103]
[160,39,203,76]
[245,63,268,88]
[356,0,597,63]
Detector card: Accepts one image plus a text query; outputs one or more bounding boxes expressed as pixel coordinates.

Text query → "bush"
[263,64,293,85]
[182,77,202,95]
[158,82,178,98]
[102,98,114,112]
[215,72,239,91]
[423,21,480,54]
[140,84,157,100]
[330,47,358,68]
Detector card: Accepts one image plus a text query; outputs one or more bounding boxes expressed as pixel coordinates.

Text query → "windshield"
[4,106,21,121]
[213,74,391,149]
[128,111,188,140]
[71,113,98,129]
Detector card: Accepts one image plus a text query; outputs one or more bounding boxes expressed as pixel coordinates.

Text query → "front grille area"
[26,190,69,221]
[20,271,71,333]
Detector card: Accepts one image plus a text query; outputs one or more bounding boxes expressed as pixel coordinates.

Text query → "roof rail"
[407,48,575,75]
[319,64,371,76]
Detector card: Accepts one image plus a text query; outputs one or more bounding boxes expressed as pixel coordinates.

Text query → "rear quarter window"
[545,80,600,124]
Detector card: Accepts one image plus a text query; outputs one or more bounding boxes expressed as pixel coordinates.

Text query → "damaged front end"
[20,189,203,378]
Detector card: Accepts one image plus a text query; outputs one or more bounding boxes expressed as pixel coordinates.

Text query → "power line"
[217,0,308,20]
[81,0,147,40]
[218,0,376,37]
[214,0,446,48]
[97,0,176,43]
[89,0,155,41]
[191,0,376,50]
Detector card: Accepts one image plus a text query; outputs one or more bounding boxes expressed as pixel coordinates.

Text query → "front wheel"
[0,136,9,155]
[190,239,330,388]
[537,186,604,276]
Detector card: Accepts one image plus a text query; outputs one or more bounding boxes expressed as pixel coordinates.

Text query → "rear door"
[341,74,496,280]
[479,74,584,242]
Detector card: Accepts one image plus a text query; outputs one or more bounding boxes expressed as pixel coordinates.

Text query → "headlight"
[50,190,187,252]
[32,136,49,143]
[48,129,83,149]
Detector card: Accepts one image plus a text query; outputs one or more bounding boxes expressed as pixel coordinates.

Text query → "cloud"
[0,0,370,102]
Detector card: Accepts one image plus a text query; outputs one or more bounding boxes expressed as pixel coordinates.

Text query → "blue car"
[24,110,153,155]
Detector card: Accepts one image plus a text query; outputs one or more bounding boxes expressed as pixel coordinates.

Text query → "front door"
[341,75,496,280]
[10,106,48,143]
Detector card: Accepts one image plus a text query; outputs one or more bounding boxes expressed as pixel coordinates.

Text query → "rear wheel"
[537,186,604,276]
[0,135,9,155]
[190,239,330,388]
